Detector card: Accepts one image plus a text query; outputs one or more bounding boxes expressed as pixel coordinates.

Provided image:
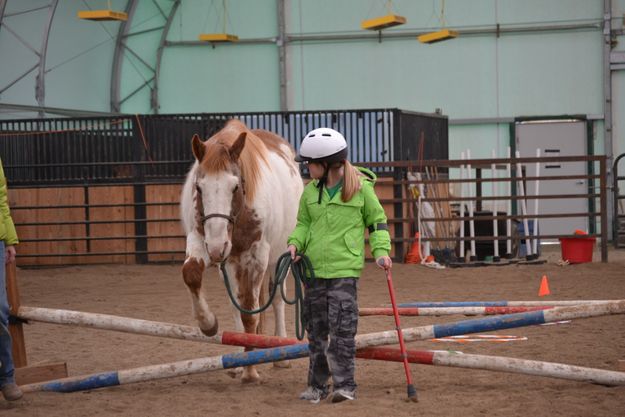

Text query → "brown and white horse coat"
[180,119,303,382]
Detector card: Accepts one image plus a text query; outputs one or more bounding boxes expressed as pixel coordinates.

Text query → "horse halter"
[199,212,234,225]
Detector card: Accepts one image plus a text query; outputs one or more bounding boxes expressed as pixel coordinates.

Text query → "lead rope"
[220,251,314,340]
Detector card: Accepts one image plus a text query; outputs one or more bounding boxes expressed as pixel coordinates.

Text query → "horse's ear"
[229,132,246,162]
[191,134,205,161]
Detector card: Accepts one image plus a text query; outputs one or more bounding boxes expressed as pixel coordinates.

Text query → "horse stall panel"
[88,186,135,264]
[145,184,185,263]
[9,188,86,266]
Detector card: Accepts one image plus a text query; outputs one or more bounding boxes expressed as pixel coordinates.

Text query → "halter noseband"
[199,212,234,225]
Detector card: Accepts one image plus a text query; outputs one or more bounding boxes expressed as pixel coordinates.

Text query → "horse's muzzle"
[206,241,231,265]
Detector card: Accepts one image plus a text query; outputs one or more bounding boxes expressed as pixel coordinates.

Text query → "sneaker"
[299,386,328,404]
[330,388,355,403]
[1,383,23,401]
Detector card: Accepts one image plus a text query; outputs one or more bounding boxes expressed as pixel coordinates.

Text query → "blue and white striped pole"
[356,301,625,348]
[22,344,309,393]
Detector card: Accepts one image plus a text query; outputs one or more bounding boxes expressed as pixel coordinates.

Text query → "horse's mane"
[200,119,274,203]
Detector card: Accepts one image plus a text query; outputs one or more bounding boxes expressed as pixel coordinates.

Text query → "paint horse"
[180,119,303,382]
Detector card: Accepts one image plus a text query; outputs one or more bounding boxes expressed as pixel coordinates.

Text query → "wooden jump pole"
[21,344,310,393]
[18,300,625,349]
[20,341,625,393]
[397,300,623,308]
[16,303,625,392]
[356,301,625,348]
[359,306,552,316]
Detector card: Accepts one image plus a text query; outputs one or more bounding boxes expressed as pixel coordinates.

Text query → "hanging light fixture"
[418,0,457,44]
[198,0,239,43]
[361,1,406,31]
[78,0,127,21]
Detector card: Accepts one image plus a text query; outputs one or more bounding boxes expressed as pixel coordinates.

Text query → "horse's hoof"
[241,373,260,384]
[227,367,243,379]
[199,318,219,337]
[273,360,291,369]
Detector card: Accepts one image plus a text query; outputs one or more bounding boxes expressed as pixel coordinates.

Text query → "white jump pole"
[17,303,625,393]
[18,301,625,350]
[396,299,623,308]
[359,306,553,316]
[21,344,309,393]
[515,150,533,258]
[491,149,500,262]
[21,342,625,394]
[466,149,477,262]
[506,147,513,258]
[532,148,541,257]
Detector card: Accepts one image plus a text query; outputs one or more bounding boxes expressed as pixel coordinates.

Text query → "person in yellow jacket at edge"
[0,157,22,402]
[287,127,392,404]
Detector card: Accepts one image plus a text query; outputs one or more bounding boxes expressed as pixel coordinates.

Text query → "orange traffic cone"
[538,275,550,297]
[405,232,422,264]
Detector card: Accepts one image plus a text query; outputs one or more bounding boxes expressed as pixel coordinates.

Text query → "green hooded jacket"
[0,159,18,246]
[287,166,391,278]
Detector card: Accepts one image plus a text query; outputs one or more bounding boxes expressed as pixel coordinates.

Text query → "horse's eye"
[233,184,239,193]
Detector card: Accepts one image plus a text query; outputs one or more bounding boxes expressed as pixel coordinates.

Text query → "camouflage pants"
[303,277,359,393]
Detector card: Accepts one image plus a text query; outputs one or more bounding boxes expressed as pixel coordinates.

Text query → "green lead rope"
[220,251,314,340]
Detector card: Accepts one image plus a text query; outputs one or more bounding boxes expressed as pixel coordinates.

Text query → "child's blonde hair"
[341,160,362,202]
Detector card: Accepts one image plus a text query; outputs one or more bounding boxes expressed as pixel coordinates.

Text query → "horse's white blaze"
[200,172,238,262]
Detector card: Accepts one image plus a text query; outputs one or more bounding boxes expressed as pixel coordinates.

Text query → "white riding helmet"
[295,127,348,164]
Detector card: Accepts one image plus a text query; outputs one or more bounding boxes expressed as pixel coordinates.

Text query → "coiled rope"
[220,251,314,340]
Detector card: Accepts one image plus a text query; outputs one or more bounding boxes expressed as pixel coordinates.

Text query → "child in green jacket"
[287,127,391,403]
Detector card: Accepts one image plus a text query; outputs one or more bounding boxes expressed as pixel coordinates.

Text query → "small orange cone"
[538,275,550,297]
[405,232,422,264]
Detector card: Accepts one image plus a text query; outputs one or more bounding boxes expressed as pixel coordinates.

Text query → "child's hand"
[287,245,301,262]
[376,256,392,270]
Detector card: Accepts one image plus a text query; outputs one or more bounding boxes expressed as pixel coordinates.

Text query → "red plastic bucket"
[559,237,596,264]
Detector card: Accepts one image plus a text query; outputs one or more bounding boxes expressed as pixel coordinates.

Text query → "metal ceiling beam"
[1,20,40,55]
[0,0,57,118]
[4,5,50,18]
[0,63,38,95]
[0,102,121,117]
[152,0,180,113]
[277,0,287,111]
[0,0,6,31]
[35,0,58,115]
[111,0,138,113]
[112,0,179,114]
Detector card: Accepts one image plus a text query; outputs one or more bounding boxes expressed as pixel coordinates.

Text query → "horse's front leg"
[226,244,269,383]
[182,232,218,336]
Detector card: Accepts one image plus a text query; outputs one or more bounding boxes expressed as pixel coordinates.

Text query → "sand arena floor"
[3,248,625,417]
